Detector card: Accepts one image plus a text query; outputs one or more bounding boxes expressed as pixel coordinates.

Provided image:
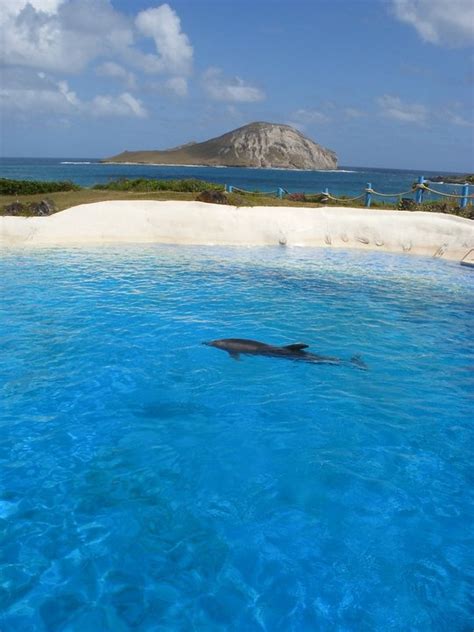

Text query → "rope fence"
[368,189,414,198]
[325,192,366,203]
[225,176,473,208]
[230,186,281,197]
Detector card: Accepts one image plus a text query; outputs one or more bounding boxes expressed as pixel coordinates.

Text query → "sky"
[0,0,473,171]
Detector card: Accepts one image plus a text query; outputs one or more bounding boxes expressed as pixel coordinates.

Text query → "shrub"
[92,178,224,193]
[0,178,81,195]
[195,190,229,204]
[287,192,307,202]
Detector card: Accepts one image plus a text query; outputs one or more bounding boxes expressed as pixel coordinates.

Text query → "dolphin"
[203,338,367,369]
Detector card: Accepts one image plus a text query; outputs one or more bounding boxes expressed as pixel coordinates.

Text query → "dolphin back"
[350,355,368,370]
[282,343,309,351]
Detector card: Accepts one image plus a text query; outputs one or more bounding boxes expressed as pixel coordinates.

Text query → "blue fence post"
[277,187,284,199]
[415,176,425,205]
[461,183,469,209]
[228,185,233,193]
[365,183,372,208]
[323,187,329,199]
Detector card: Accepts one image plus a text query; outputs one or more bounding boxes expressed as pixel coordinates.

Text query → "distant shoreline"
[1,158,470,176]
[100,161,225,168]
[99,162,473,179]
[99,161,353,173]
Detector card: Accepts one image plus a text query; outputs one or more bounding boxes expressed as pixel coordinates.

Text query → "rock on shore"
[427,174,474,184]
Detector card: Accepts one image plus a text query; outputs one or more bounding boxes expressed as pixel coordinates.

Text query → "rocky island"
[103,122,337,170]
[427,174,474,184]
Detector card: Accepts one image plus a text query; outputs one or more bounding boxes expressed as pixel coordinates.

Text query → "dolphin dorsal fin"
[283,343,309,351]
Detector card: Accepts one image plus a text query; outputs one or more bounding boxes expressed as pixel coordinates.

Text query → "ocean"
[0,157,466,200]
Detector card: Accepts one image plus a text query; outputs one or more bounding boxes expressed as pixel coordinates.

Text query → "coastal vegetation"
[0,177,80,195]
[1,177,472,219]
[92,178,223,193]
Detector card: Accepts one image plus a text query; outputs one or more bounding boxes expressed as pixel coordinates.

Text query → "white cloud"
[344,107,365,119]
[142,76,188,97]
[440,105,474,127]
[164,77,188,97]
[96,62,136,90]
[135,4,193,75]
[391,0,474,47]
[0,0,133,73]
[0,70,80,114]
[0,86,74,115]
[447,113,474,127]
[203,67,265,103]
[0,1,193,79]
[0,70,147,118]
[226,105,242,118]
[289,105,367,129]
[377,94,428,124]
[90,92,147,118]
[0,0,65,19]
[0,1,192,122]
[292,108,330,124]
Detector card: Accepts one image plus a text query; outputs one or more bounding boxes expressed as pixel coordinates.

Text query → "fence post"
[461,183,469,209]
[415,176,425,205]
[365,183,372,208]
[277,187,284,199]
[323,187,329,200]
[228,185,233,193]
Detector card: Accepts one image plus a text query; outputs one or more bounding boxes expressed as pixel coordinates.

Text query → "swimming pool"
[1,246,472,630]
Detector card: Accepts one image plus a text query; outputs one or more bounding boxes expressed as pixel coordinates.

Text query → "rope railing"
[326,192,366,202]
[418,184,474,199]
[224,176,473,208]
[231,186,280,196]
[369,188,414,198]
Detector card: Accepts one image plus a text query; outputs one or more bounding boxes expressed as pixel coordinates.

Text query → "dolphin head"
[202,339,223,349]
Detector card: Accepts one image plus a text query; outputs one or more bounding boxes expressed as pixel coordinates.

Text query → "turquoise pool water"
[0,246,472,630]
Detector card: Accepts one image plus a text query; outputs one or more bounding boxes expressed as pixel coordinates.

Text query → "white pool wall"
[1,201,473,262]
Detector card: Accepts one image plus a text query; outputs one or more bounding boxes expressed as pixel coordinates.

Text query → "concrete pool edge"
[1,200,473,262]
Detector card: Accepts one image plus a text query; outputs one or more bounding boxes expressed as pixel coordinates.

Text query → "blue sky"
[0,0,473,171]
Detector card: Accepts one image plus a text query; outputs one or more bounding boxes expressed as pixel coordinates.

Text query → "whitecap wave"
[61,161,93,165]
[314,169,356,173]
[101,162,206,167]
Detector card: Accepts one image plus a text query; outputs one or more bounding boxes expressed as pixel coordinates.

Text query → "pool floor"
[0,246,472,630]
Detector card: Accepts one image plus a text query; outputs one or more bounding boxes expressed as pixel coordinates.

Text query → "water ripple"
[0,245,472,630]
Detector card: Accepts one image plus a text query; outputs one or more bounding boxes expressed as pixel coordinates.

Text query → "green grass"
[92,178,224,193]
[1,178,472,219]
[0,190,201,215]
